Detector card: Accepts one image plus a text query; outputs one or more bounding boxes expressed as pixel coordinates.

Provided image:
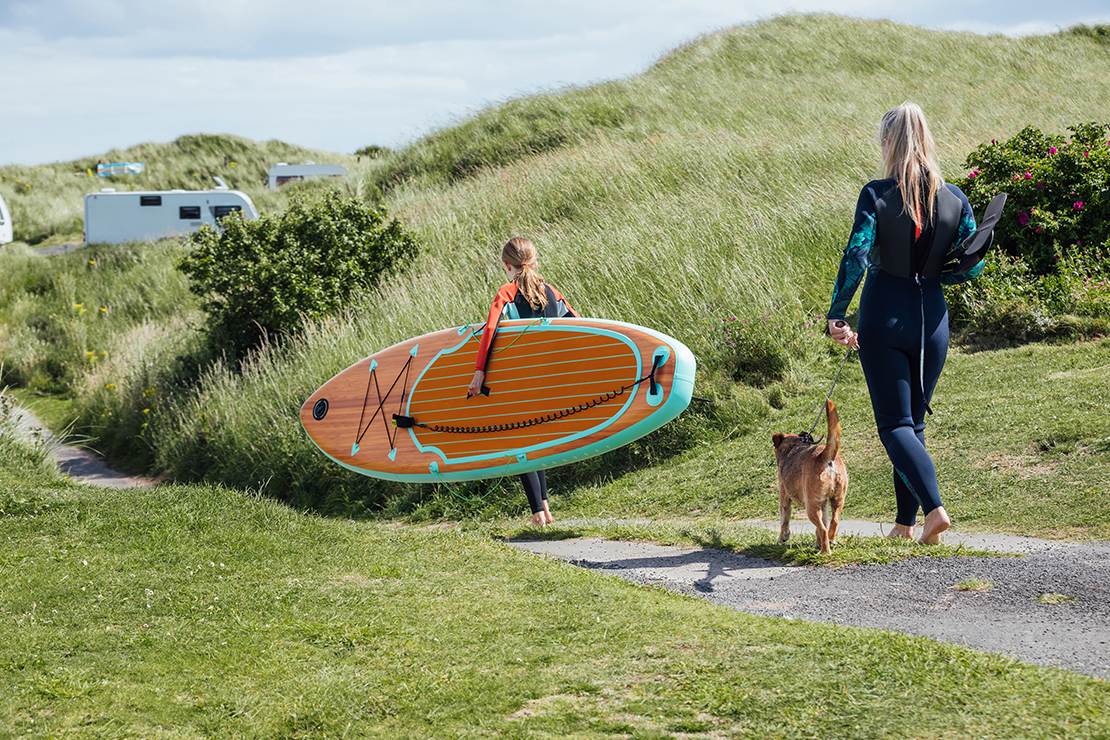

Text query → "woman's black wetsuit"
[828,176,982,526]
[475,281,578,515]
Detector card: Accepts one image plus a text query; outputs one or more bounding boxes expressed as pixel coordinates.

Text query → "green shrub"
[955,123,1110,275]
[947,249,1110,341]
[1067,24,1110,44]
[354,145,392,158]
[178,189,419,359]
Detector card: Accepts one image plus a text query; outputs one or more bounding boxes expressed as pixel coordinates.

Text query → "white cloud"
[2,1,1107,165]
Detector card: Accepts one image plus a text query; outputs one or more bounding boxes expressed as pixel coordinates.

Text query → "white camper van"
[268,162,348,190]
[0,193,12,244]
[83,184,258,245]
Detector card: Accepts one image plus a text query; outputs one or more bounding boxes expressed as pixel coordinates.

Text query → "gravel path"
[12,406,156,489]
[510,521,1110,680]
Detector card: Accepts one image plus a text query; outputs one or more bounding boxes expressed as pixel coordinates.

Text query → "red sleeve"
[548,285,579,318]
[475,283,517,370]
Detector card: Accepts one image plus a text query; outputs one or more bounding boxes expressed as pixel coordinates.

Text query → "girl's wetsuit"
[475,281,578,514]
[828,176,982,526]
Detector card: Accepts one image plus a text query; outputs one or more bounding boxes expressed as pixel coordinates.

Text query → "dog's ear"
[772,433,785,448]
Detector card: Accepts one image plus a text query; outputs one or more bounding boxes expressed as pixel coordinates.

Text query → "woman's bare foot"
[918,506,950,545]
[542,500,554,524]
[530,511,548,527]
[886,523,915,540]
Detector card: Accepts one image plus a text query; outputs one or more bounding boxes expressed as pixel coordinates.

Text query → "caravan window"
[179,206,201,219]
[212,205,242,219]
[140,196,162,206]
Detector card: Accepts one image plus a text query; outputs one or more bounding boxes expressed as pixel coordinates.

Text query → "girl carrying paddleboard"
[468,237,579,527]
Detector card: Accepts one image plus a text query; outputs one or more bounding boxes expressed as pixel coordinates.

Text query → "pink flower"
[1085,152,1090,157]
[1036,227,1043,233]
[1018,212,1029,225]
[1074,201,1084,210]
[1024,172,1033,179]
[1036,182,1044,189]
[1049,147,1058,154]
[969,170,978,178]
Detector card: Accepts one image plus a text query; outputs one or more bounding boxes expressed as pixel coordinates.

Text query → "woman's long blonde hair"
[502,237,547,310]
[880,102,943,230]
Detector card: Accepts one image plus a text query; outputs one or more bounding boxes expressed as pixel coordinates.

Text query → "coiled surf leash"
[799,320,855,446]
[392,352,665,435]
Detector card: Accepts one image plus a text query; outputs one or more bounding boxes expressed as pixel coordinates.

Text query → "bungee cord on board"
[393,352,665,435]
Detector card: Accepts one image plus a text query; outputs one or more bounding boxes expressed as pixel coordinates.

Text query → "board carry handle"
[466,384,492,399]
[646,346,670,407]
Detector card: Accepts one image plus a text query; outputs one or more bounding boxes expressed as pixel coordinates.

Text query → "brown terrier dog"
[772,399,848,555]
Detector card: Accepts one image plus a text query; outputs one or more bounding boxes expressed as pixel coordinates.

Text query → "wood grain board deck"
[300,317,696,482]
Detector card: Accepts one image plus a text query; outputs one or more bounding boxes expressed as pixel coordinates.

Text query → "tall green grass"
[0,240,201,392]
[3,14,1110,524]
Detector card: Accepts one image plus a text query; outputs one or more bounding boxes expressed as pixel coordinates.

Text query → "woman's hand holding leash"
[828,319,858,348]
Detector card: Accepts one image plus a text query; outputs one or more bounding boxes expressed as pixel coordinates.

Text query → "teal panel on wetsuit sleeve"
[828,214,875,319]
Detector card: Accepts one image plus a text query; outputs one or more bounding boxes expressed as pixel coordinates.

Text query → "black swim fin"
[943,192,1007,275]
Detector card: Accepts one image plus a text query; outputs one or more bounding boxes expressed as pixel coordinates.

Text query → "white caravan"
[0,193,12,244]
[83,183,258,244]
[268,162,348,190]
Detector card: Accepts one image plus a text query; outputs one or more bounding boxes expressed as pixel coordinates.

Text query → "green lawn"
[2,479,1108,739]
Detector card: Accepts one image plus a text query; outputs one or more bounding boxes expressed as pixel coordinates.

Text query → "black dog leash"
[799,322,855,446]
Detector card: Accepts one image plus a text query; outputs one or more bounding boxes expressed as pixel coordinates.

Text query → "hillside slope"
[2,14,1109,523]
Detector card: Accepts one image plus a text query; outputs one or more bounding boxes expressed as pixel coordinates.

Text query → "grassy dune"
[1,15,1109,529]
[3,15,1110,737]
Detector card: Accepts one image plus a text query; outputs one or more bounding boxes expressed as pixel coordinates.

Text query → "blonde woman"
[468,237,579,526]
[826,103,984,545]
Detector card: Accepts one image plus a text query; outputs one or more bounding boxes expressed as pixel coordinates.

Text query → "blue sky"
[2,0,1106,166]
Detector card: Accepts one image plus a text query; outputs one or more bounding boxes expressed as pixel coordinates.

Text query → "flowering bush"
[955,123,1110,275]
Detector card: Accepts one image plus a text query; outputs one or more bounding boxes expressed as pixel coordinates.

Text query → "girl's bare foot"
[530,511,548,527]
[886,523,914,540]
[542,500,553,524]
[918,506,950,545]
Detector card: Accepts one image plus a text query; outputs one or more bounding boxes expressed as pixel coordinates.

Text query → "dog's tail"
[822,399,841,463]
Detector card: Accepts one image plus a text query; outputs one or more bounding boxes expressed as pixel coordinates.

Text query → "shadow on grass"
[736,534,1007,568]
[503,526,585,541]
[500,522,1011,568]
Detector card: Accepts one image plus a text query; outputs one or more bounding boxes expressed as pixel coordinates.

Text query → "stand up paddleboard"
[300,318,696,482]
